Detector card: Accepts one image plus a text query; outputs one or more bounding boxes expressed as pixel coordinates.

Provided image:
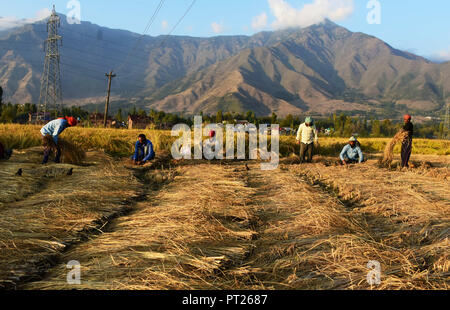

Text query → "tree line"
[0,93,446,139]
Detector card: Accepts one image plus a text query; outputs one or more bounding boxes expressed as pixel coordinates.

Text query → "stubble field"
[0,124,448,290]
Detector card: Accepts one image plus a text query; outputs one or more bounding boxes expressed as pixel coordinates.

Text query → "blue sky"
[1,0,449,61]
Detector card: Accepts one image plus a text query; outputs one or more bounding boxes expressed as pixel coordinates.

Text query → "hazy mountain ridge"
[0,15,448,116]
[144,21,449,115]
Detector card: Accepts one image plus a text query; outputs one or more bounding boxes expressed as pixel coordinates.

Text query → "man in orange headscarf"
[40,116,78,164]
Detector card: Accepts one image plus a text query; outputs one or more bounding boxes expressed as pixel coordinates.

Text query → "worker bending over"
[40,116,78,164]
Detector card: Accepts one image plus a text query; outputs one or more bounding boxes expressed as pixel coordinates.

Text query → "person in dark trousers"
[296,117,319,163]
[132,134,155,165]
[0,142,12,160]
[401,114,414,168]
[40,116,78,164]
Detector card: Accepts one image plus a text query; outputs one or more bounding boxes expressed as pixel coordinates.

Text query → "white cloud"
[0,8,51,31]
[268,0,354,29]
[161,20,169,30]
[211,21,225,34]
[429,48,450,63]
[252,13,268,30]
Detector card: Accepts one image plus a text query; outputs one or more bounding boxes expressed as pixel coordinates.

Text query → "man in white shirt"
[296,117,319,163]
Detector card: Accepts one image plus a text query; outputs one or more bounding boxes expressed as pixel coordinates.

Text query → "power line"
[161,0,197,43]
[116,0,166,73]
[118,0,197,105]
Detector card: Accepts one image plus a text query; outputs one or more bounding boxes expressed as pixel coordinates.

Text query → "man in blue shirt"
[132,134,155,165]
[40,116,78,164]
[340,137,364,165]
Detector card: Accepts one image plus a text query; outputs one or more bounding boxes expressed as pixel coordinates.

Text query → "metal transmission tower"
[38,5,63,120]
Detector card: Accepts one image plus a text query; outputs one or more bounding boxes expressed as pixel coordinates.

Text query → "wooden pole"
[104,70,116,128]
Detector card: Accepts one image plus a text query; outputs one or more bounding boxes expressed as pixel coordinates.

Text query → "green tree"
[343,117,354,137]
[381,119,394,137]
[130,105,137,116]
[271,112,277,124]
[371,120,381,137]
[115,109,123,122]
[332,113,338,133]
[281,114,294,128]
[246,110,255,123]
[138,109,147,117]
[216,110,223,123]
[438,122,444,139]
[0,86,3,113]
[0,103,16,123]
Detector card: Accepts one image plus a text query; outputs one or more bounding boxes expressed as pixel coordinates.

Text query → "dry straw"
[380,130,409,167]
[43,135,86,165]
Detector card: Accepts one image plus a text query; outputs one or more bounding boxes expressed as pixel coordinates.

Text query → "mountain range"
[0,14,448,116]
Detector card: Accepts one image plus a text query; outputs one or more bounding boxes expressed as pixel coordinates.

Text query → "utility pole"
[104,70,116,128]
[441,70,449,140]
[38,5,63,121]
[444,101,449,140]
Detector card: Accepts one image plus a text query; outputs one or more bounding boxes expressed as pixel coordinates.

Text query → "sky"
[1,0,449,62]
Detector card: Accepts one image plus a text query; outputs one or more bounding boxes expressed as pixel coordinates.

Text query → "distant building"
[280,127,295,135]
[28,112,51,124]
[236,120,250,126]
[128,115,152,130]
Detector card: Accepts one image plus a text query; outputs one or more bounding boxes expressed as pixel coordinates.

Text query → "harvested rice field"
[0,141,448,290]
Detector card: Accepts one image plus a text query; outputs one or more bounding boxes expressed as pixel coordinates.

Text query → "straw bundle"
[379,130,409,167]
[43,135,85,165]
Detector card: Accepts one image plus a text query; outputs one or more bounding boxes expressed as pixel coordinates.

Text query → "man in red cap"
[203,130,217,160]
[40,116,78,164]
[401,114,414,168]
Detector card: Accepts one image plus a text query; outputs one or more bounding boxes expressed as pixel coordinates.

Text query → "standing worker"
[296,117,319,163]
[40,116,78,164]
[401,114,414,168]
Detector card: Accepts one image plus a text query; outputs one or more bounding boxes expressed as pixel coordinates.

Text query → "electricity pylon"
[38,5,63,121]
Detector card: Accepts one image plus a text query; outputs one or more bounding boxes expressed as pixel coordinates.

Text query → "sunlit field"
[1,124,449,158]
[0,124,448,290]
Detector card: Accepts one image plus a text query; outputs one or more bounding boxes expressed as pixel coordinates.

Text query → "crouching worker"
[340,137,364,165]
[40,116,78,164]
[132,134,155,165]
[0,141,13,160]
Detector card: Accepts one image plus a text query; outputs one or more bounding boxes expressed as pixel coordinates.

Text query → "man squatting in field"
[132,134,155,166]
[340,136,364,165]
[40,116,78,164]
[296,117,319,163]
[401,114,414,168]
